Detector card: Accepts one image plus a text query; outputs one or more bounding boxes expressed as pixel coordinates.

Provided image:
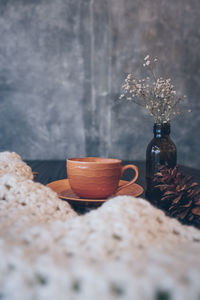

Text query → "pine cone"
[153,165,200,229]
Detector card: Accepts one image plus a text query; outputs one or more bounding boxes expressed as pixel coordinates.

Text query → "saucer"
[47,179,144,203]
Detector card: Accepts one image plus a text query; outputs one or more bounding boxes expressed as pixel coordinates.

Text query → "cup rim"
[67,157,122,164]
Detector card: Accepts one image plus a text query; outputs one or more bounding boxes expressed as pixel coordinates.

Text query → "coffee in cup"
[67,157,138,199]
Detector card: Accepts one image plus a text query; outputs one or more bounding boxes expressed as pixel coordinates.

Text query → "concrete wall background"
[0,0,200,168]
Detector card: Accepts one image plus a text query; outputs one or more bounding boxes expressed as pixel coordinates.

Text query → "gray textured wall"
[0,0,200,168]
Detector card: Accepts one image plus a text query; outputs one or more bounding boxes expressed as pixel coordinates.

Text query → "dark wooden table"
[26,160,200,222]
[26,160,200,199]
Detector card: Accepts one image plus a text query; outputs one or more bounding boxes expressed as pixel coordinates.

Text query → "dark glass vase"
[145,123,177,200]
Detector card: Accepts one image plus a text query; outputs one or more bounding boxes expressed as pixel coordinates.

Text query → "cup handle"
[116,165,139,193]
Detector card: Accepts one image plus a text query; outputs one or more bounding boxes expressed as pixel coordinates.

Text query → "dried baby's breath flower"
[120,56,189,123]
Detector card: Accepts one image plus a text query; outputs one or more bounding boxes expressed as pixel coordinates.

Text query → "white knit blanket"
[0,152,200,300]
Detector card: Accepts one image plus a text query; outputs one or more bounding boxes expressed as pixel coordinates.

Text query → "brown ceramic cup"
[66,157,139,199]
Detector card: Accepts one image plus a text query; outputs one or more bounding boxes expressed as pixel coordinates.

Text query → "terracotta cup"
[66,157,139,199]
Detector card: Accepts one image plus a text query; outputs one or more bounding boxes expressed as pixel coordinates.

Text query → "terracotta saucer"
[47,179,144,203]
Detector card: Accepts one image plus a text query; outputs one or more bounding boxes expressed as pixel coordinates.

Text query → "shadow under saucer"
[47,179,144,214]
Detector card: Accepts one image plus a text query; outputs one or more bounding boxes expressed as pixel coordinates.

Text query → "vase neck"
[153,123,170,138]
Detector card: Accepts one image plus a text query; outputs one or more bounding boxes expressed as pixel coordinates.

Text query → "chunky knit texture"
[0,152,200,300]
